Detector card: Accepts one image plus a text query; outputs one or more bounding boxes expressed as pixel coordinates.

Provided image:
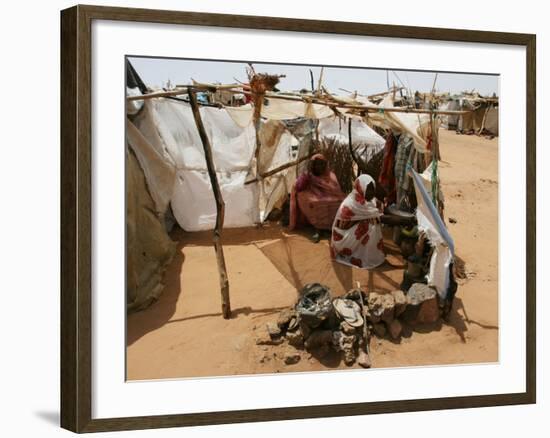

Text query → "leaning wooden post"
[253,96,264,180]
[430,112,440,209]
[431,111,441,161]
[247,71,284,193]
[347,117,358,178]
[188,89,231,319]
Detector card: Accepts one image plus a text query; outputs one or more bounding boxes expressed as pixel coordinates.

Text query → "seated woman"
[330,174,386,269]
[289,154,346,242]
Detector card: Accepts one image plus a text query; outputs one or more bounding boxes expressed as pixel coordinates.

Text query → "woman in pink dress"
[289,154,346,242]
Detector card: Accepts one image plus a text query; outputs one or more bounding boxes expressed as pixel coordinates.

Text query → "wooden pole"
[188,90,231,319]
[128,86,470,116]
[244,150,319,185]
[432,112,441,161]
[253,98,264,183]
[430,112,440,208]
[316,67,324,95]
[478,104,491,135]
[348,117,358,178]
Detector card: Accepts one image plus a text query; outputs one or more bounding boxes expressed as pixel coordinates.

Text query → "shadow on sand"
[127,223,494,349]
[127,224,316,346]
[384,296,498,345]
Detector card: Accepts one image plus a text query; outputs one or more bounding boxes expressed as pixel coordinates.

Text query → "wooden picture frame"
[60,4,536,433]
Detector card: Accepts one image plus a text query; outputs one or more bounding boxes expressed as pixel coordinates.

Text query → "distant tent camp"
[440,93,498,136]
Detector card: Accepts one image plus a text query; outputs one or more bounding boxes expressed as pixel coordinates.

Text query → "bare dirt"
[127,129,499,380]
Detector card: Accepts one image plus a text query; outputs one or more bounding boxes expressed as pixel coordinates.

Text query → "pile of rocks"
[257,281,442,368]
[367,283,439,340]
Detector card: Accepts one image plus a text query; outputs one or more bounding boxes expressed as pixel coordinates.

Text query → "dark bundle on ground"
[320,138,355,194]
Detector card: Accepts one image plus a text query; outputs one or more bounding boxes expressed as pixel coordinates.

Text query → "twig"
[244,150,319,185]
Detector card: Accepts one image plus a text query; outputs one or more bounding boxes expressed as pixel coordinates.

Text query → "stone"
[332,331,357,366]
[266,322,282,339]
[403,283,440,325]
[373,323,386,338]
[313,344,331,359]
[332,331,356,350]
[343,349,356,366]
[416,298,440,324]
[407,283,437,305]
[367,291,395,324]
[255,331,284,346]
[388,319,402,339]
[286,330,304,349]
[357,351,372,368]
[277,308,297,330]
[283,351,301,365]
[304,330,333,350]
[362,305,373,322]
[391,290,407,317]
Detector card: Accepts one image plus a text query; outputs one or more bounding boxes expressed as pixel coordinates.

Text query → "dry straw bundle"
[320,138,355,194]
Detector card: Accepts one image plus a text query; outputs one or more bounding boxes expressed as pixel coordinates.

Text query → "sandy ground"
[127,129,499,380]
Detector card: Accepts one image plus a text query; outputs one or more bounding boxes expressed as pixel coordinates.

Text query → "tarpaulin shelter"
[125,63,465,314]
[125,84,388,311]
[440,94,498,136]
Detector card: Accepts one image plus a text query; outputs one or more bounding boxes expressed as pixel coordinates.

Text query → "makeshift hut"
[125,61,465,319]
[440,93,498,136]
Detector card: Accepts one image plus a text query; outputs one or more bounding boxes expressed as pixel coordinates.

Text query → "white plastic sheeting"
[126,120,176,216]
[131,98,301,231]
[225,97,335,127]
[226,94,434,152]
[262,97,335,120]
[132,99,259,231]
[126,87,144,115]
[171,170,258,231]
[129,94,408,233]
[357,95,432,153]
[410,167,455,299]
[257,125,298,221]
[318,116,386,148]
[149,99,257,171]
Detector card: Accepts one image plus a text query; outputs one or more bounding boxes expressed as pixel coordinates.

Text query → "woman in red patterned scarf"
[289,153,346,242]
[330,174,386,269]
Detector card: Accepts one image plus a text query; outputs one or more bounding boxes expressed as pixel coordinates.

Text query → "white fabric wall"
[359,95,432,152]
[130,96,418,232]
[133,99,259,231]
[132,98,304,231]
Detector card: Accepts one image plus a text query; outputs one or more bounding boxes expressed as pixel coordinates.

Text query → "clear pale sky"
[128,56,499,96]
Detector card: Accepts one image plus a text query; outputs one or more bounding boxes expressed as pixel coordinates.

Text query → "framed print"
[60,4,536,433]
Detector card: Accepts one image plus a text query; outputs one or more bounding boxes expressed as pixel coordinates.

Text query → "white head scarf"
[334,174,381,222]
